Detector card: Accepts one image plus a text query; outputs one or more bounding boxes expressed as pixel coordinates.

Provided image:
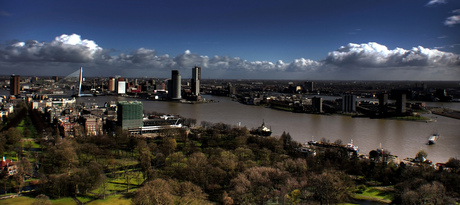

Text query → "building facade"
[108,77,116,92]
[191,66,201,96]
[10,74,20,96]
[117,77,126,94]
[117,101,143,130]
[168,70,181,100]
[342,94,356,113]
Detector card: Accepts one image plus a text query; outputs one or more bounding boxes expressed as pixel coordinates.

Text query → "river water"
[76,94,460,164]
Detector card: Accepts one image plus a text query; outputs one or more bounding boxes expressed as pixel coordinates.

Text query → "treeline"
[2,107,460,204]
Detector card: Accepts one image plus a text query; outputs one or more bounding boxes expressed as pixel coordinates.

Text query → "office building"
[396,93,406,114]
[108,77,116,92]
[168,70,181,100]
[10,75,20,96]
[117,101,143,130]
[304,81,314,93]
[379,93,388,114]
[312,97,323,113]
[342,94,356,113]
[191,66,201,96]
[117,77,126,94]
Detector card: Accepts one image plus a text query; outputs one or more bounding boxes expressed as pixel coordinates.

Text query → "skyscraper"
[379,93,388,114]
[342,94,356,113]
[10,74,20,96]
[108,77,116,92]
[396,93,407,114]
[168,70,181,100]
[117,101,143,130]
[312,97,323,113]
[117,77,126,94]
[191,66,201,96]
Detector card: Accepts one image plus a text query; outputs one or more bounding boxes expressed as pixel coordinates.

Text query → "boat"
[345,139,359,152]
[428,133,439,145]
[251,120,273,136]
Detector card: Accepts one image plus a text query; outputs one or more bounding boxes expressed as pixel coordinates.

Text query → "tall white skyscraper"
[191,65,201,96]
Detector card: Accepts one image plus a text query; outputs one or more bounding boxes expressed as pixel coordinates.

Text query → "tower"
[191,66,201,96]
[168,70,181,100]
[10,74,20,96]
[342,94,356,113]
[379,93,388,114]
[108,77,116,92]
[396,92,407,114]
[117,77,126,94]
[312,97,323,113]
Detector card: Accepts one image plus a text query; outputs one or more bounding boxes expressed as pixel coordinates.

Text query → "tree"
[416,150,428,162]
[445,157,460,172]
[229,166,292,204]
[133,179,212,205]
[132,179,174,205]
[160,137,177,156]
[311,170,351,204]
[5,127,22,152]
[32,194,52,205]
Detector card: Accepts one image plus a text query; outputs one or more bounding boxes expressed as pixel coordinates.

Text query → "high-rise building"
[10,75,20,96]
[117,77,126,94]
[117,101,143,130]
[312,97,323,113]
[304,81,314,93]
[108,77,116,92]
[168,70,181,100]
[191,66,201,96]
[342,94,356,113]
[379,93,388,114]
[396,93,407,114]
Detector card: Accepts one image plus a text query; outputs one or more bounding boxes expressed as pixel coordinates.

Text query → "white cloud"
[0,34,459,80]
[426,0,447,6]
[324,42,459,68]
[1,34,102,63]
[444,9,460,26]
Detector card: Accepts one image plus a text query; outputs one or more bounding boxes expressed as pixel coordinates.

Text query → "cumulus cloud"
[0,34,459,80]
[324,42,459,68]
[0,34,102,63]
[444,9,460,26]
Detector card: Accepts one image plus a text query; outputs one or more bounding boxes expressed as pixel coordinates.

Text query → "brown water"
[80,94,460,164]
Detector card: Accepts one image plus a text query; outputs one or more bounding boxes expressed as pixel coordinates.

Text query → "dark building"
[168,70,181,100]
[396,93,407,114]
[10,74,20,96]
[312,97,323,113]
[304,81,314,93]
[342,94,356,113]
[379,93,389,114]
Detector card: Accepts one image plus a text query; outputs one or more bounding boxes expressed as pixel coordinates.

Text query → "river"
[76,94,460,164]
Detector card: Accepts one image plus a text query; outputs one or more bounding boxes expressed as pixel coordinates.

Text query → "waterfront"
[79,94,460,164]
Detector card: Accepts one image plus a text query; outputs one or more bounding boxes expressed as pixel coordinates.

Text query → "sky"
[0,0,459,80]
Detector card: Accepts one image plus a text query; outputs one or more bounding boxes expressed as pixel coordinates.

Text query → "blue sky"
[1,0,459,80]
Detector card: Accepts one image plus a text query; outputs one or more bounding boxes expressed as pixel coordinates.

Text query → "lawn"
[351,186,394,204]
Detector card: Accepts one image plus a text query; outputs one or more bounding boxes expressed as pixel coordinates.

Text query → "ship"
[345,139,359,152]
[428,133,439,145]
[250,120,273,136]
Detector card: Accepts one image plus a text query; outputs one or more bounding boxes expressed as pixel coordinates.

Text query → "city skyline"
[1,0,459,80]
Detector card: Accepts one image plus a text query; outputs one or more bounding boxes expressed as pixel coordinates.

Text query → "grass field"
[1,194,132,205]
[351,186,394,204]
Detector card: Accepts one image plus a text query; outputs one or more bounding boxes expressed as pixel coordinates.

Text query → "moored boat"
[345,139,359,152]
[251,120,272,136]
[428,133,439,145]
